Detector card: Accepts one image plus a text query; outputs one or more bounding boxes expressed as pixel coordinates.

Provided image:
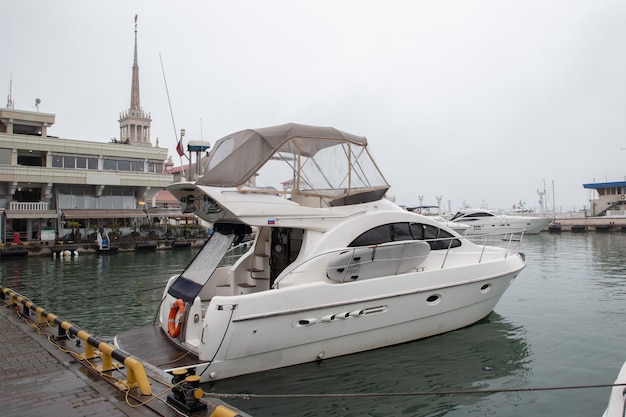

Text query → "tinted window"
[421,224,461,250]
[349,222,461,250]
[409,223,424,239]
[52,155,63,167]
[103,159,117,170]
[422,224,439,240]
[391,223,412,241]
[439,229,461,249]
[63,156,76,169]
[149,162,163,173]
[117,160,131,171]
[350,224,392,246]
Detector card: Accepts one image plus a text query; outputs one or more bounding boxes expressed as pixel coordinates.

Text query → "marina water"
[1,233,624,416]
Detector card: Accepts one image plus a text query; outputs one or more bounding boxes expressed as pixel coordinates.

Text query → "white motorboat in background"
[115,123,526,382]
[449,208,551,235]
[408,205,470,235]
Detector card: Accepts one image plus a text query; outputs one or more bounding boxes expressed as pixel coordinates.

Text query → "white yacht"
[408,205,471,235]
[449,208,551,235]
[115,123,526,382]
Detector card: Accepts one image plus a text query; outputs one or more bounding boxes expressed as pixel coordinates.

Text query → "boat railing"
[462,229,524,244]
[463,230,525,262]
[275,233,523,287]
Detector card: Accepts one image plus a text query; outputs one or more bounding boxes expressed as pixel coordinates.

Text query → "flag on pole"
[176,137,184,157]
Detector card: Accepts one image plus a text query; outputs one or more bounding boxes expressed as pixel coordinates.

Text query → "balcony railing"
[9,201,49,211]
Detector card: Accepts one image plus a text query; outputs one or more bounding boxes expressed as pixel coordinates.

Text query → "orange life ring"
[620,194,625,201]
[168,299,185,338]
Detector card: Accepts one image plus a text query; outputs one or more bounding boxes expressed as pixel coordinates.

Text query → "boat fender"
[168,299,186,338]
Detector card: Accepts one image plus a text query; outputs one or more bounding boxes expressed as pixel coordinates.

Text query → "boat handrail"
[274,233,523,287]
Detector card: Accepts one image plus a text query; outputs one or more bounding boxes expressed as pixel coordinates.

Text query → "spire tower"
[119,14,152,147]
[130,14,140,110]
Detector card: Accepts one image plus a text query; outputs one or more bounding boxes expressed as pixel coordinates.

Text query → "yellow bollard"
[83,342,96,360]
[123,357,152,395]
[211,405,241,417]
[35,307,47,325]
[96,342,115,372]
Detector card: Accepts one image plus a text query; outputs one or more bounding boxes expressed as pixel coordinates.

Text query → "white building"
[0,17,176,243]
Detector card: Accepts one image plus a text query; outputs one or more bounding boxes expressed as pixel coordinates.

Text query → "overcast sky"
[3,1,625,212]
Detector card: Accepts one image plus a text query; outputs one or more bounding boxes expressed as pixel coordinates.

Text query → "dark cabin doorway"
[269,227,304,287]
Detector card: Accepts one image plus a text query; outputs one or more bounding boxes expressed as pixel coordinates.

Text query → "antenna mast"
[159,53,186,177]
[6,78,14,109]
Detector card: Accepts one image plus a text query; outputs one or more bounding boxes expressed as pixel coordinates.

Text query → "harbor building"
[0,16,176,243]
[0,107,172,243]
[583,181,626,217]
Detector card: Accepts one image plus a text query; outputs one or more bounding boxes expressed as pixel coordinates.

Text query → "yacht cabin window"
[348,222,461,250]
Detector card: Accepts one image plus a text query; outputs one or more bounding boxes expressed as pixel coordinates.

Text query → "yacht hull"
[159,257,522,381]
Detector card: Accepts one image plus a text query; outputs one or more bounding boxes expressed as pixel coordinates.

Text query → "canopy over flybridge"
[196,123,390,206]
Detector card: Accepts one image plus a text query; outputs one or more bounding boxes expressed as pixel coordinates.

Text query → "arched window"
[349,222,461,250]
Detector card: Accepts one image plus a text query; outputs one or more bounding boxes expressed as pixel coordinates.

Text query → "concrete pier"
[0,304,146,417]
[546,216,626,232]
[0,238,206,258]
[0,295,249,417]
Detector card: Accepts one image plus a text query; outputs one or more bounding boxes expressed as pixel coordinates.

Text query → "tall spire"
[130,14,140,110]
[119,14,152,147]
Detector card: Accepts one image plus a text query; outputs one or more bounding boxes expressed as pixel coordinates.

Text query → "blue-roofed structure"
[583,181,626,190]
[582,181,626,216]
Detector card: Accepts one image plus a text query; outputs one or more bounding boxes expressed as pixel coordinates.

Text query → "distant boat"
[96,231,118,253]
[407,205,471,235]
[449,208,552,235]
[115,123,526,382]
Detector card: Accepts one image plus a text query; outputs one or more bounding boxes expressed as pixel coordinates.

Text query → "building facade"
[0,108,172,242]
[0,16,183,243]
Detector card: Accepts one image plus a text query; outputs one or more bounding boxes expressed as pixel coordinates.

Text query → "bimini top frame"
[195,123,390,206]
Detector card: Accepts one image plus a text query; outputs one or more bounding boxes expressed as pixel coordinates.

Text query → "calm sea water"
[1,233,625,416]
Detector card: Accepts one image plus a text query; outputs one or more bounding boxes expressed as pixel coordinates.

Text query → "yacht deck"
[115,325,202,370]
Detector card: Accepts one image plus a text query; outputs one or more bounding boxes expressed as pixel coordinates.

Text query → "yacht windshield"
[255,138,388,201]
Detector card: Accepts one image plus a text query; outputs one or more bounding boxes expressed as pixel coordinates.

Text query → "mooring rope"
[204,382,626,400]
